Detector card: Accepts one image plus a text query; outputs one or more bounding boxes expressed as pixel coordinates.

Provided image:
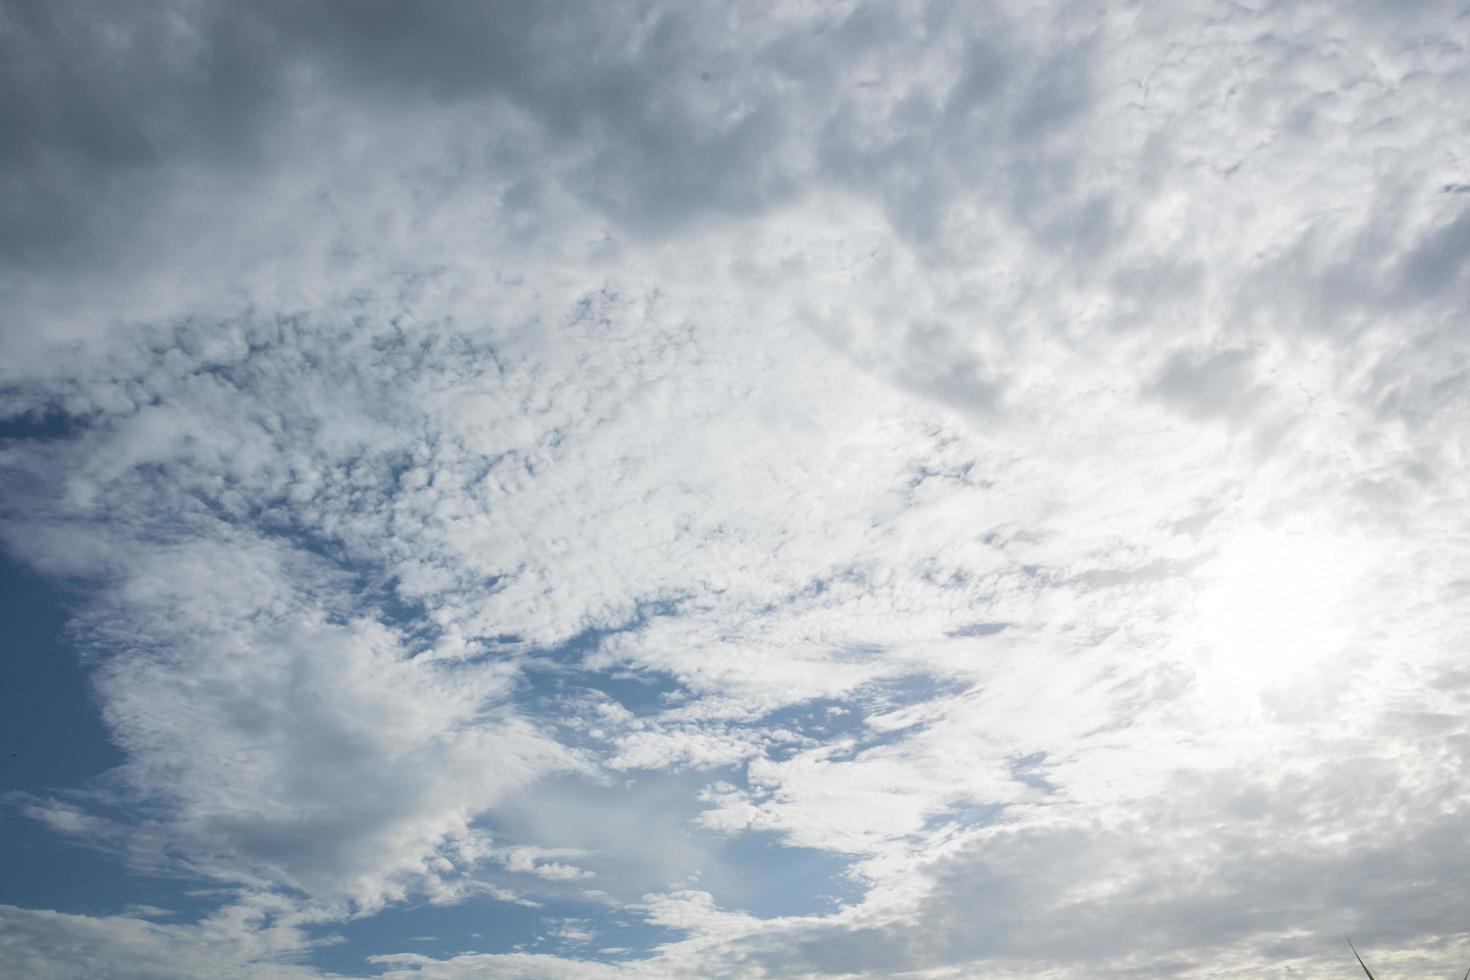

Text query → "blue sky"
[2,1,1470,977]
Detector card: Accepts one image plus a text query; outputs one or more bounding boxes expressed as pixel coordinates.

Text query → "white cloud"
[2,0,1469,976]
[0,900,330,980]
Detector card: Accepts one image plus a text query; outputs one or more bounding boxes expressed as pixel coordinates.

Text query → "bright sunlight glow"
[1195,526,1364,695]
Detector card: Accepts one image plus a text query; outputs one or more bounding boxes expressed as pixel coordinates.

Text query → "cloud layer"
[2,0,1469,976]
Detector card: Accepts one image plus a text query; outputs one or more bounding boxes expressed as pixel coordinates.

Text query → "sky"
[1,0,1469,977]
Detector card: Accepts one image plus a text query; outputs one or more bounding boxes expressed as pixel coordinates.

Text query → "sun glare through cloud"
[1195,526,1366,697]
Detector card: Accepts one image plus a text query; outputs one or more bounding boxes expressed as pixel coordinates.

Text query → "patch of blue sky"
[852,671,971,713]
[519,657,686,716]
[756,672,973,762]
[0,554,121,795]
[945,621,1010,638]
[0,807,217,920]
[0,410,87,442]
[921,800,1007,834]
[712,831,867,918]
[758,697,869,742]
[307,893,684,976]
[589,666,687,713]
[475,769,868,921]
[757,565,873,618]
[0,551,215,921]
[509,614,694,729]
[1008,750,1056,791]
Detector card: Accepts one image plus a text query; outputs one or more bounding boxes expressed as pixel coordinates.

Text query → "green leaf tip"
[1348,940,1377,980]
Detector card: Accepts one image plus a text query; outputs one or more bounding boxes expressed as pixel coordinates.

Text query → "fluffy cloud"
[2,0,1468,976]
